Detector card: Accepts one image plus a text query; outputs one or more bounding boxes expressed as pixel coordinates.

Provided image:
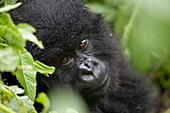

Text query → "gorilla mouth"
[82,73,109,93]
[81,71,95,81]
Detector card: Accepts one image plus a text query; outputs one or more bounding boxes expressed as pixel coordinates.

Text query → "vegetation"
[0,0,170,113]
[0,0,55,113]
[86,0,170,113]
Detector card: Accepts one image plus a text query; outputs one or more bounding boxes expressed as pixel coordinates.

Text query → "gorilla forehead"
[16,0,101,44]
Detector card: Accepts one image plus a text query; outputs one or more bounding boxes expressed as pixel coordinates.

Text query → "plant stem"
[121,0,140,47]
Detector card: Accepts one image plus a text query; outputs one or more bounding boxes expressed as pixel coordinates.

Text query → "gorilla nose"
[84,58,94,70]
[79,58,97,82]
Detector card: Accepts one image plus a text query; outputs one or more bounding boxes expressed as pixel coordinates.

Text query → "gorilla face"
[59,38,109,93]
[39,31,114,97]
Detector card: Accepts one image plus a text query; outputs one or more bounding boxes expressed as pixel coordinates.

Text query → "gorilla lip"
[81,74,95,81]
[83,73,109,93]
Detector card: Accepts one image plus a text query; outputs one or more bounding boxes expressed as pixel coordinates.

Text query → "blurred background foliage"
[85,0,170,113]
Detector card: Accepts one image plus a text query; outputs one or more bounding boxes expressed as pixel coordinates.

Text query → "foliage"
[0,1,55,113]
[0,1,86,113]
[86,0,170,112]
[0,0,170,113]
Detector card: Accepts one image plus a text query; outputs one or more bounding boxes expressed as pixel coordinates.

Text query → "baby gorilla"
[9,0,153,113]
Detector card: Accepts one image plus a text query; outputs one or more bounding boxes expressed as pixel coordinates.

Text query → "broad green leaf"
[0,2,21,13]
[0,25,25,48]
[36,92,50,113]
[0,47,19,72]
[15,52,37,102]
[8,97,27,113]
[0,13,13,25]
[17,23,36,33]
[17,23,44,49]
[20,96,37,113]
[34,60,55,77]
[6,86,36,113]
[0,14,25,48]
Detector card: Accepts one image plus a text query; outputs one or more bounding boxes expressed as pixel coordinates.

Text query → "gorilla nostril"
[84,62,91,69]
[84,58,97,69]
[79,63,92,72]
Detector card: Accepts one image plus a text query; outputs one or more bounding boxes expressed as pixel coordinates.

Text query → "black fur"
[8,0,153,113]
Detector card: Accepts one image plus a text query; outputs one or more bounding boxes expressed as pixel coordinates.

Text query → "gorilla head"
[9,0,153,113]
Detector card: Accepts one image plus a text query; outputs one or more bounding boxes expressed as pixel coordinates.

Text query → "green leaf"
[0,103,16,113]
[5,0,17,5]
[0,13,13,25]
[2,85,27,113]
[9,86,24,95]
[0,47,19,72]
[15,52,37,102]
[20,96,37,113]
[34,60,55,77]
[36,92,50,113]
[17,23,36,33]
[0,13,25,48]
[0,25,25,48]
[8,96,27,113]
[5,86,36,113]
[17,23,44,49]
[0,2,21,13]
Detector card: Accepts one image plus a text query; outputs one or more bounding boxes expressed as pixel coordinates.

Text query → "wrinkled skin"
[3,0,154,113]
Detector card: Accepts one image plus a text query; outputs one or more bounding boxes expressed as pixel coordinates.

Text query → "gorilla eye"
[79,39,88,50]
[61,56,73,65]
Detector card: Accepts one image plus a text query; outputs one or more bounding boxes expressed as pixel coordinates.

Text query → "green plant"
[0,1,55,112]
[85,0,170,112]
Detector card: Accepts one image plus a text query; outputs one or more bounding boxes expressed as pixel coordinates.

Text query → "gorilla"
[7,0,153,113]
